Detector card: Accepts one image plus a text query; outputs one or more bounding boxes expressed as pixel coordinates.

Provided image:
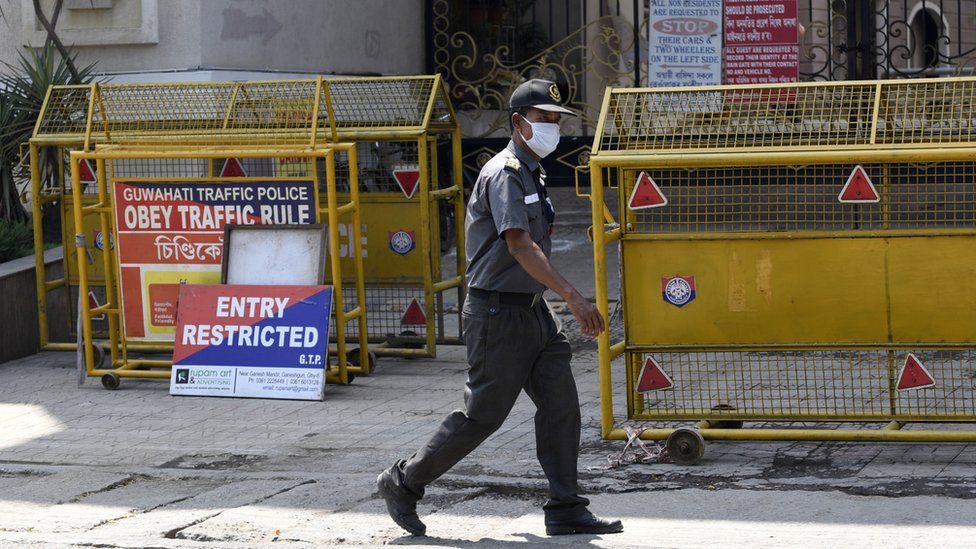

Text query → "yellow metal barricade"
[49,78,370,387]
[28,85,103,352]
[29,75,465,361]
[588,78,976,462]
[323,77,465,358]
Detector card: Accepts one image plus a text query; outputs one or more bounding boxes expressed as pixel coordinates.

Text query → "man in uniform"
[377,79,623,537]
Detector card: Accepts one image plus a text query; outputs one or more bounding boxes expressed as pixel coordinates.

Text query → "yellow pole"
[105,153,128,365]
[30,144,49,348]
[428,137,442,292]
[95,158,120,368]
[56,148,75,341]
[589,165,615,439]
[427,136,446,341]
[451,128,466,334]
[620,427,976,443]
[417,137,436,355]
[324,150,348,384]
[347,144,370,371]
[69,153,94,376]
[310,77,322,148]
[590,148,976,169]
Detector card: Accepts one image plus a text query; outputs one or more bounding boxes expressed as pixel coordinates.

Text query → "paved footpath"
[2,326,976,548]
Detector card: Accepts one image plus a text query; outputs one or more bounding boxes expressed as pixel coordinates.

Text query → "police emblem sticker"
[93,230,113,251]
[662,275,696,308]
[389,230,416,256]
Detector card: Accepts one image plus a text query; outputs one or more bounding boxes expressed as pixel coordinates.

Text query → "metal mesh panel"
[429,87,454,130]
[36,85,93,137]
[599,84,876,152]
[62,148,99,194]
[110,158,209,180]
[329,286,427,342]
[629,350,976,421]
[877,79,976,145]
[596,78,976,153]
[328,141,419,193]
[94,81,319,144]
[34,76,455,144]
[327,78,435,129]
[626,163,976,234]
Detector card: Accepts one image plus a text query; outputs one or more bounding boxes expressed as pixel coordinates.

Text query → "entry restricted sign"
[171,284,333,400]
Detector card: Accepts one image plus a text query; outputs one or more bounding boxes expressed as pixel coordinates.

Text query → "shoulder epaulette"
[503,156,521,173]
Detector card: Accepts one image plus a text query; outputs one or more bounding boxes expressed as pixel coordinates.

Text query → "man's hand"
[502,229,606,338]
[566,291,605,337]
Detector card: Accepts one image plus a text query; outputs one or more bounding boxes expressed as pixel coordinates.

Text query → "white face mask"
[519,118,560,159]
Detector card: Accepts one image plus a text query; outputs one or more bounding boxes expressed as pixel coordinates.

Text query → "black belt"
[469,288,542,307]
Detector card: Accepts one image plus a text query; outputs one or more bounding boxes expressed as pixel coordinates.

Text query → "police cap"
[509,79,576,115]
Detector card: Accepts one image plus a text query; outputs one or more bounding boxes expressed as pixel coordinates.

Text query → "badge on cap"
[548,84,561,102]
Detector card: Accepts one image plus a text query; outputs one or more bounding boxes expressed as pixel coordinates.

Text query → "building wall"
[0,0,425,77]
[0,0,25,69]
[198,0,425,75]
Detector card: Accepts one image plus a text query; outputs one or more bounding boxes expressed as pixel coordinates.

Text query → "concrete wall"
[0,248,67,365]
[0,0,425,76]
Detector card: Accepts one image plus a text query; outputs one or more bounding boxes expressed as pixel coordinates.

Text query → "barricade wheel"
[394,330,425,358]
[348,348,378,375]
[666,428,705,465]
[101,372,121,390]
[93,345,106,369]
[710,404,742,429]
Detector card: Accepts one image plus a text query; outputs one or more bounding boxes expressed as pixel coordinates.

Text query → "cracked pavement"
[2,335,975,547]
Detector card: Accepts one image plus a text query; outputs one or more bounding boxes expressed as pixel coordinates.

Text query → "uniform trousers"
[392,291,589,519]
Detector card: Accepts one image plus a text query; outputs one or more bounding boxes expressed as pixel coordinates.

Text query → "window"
[909,6,946,69]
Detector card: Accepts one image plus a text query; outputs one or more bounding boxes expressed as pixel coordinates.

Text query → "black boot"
[545,511,623,536]
[376,466,426,536]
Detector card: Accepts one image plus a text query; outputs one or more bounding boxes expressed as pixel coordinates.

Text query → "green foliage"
[0,44,97,223]
[0,92,27,221]
[0,219,34,263]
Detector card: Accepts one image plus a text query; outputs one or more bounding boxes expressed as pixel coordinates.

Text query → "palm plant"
[0,83,26,221]
[0,44,97,224]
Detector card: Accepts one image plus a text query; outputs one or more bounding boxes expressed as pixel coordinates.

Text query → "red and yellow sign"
[113,180,317,340]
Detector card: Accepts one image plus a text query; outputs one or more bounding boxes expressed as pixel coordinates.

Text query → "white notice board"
[648,0,723,87]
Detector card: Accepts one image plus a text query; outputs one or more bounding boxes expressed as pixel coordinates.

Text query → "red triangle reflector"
[400,298,426,325]
[628,171,667,210]
[88,291,106,321]
[392,169,421,199]
[220,158,247,177]
[78,159,96,184]
[636,356,674,392]
[838,165,879,203]
[896,353,936,392]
